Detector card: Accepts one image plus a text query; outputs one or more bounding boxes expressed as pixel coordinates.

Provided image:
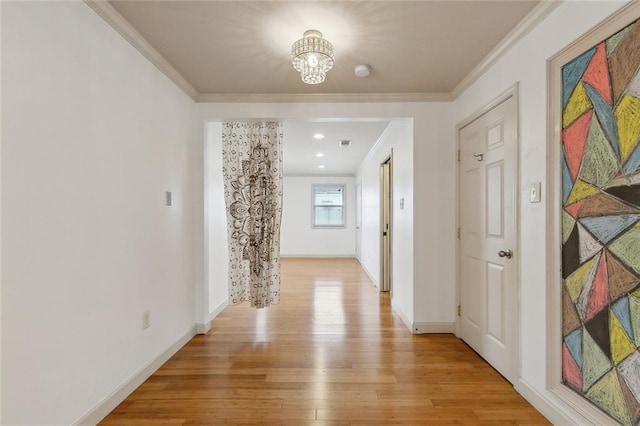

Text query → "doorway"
[380,156,392,293]
[457,89,519,384]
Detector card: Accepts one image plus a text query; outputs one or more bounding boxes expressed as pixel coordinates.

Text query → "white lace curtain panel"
[222,122,283,308]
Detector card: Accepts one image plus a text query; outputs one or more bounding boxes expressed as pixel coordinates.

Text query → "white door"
[356,182,362,261]
[458,95,517,383]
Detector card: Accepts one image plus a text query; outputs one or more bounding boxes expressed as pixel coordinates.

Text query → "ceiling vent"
[338,139,351,147]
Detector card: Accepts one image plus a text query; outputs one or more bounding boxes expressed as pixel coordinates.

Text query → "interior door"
[458,95,517,383]
[381,159,392,292]
[356,182,362,261]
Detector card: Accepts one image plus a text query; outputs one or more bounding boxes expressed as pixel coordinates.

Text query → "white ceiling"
[102,1,540,176]
[282,120,390,176]
[108,0,539,96]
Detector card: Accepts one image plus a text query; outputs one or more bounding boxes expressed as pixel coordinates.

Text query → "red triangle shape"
[584,252,609,321]
[562,110,593,180]
[562,343,583,392]
[582,43,613,104]
[565,199,585,218]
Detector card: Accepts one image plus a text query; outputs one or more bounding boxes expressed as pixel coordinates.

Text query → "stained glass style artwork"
[561,17,640,425]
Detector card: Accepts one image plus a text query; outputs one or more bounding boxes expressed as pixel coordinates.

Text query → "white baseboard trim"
[280,254,356,258]
[391,299,413,332]
[517,378,578,425]
[208,298,229,323]
[74,325,196,425]
[359,262,379,288]
[196,298,229,335]
[412,322,455,334]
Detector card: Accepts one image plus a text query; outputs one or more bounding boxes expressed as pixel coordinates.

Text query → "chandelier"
[291,30,335,84]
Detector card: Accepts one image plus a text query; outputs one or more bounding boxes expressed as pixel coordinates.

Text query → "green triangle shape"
[580,113,620,187]
[609,228,640,276]
[563,211,576,244]
[631,295,640,346]
[606,27,631,57]
[567,255,599,303]
[586,369,632,424]
[583,325,613,391]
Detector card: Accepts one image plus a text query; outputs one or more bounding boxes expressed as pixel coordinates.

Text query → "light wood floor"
[102,258,549,425]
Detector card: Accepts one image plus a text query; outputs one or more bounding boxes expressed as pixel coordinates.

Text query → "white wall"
[205,123,229,323]
[451,1,627,423]
[1,2,198,424]
[281,176,356,257]
[195,103,456,332]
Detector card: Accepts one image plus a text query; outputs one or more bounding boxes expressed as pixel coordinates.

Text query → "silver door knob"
[498,249,513,259]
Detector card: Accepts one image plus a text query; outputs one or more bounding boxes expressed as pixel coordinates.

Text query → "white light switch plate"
[530,182,541,203]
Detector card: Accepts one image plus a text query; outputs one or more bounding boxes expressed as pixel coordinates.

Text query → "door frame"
[380,153,393,293]
[454,83,521,387]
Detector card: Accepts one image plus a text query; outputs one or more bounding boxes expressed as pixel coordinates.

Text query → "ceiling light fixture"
[313,133,325,140]
[316,153,325,157]
[318,165,326,169]
[291,30,334,85]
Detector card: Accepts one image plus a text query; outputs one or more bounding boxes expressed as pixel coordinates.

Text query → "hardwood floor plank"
[100,258,549,425]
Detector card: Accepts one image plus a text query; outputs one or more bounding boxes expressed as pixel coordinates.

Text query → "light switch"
[530,182,541,203]
[165,191,172,206]
[400,198,405,209]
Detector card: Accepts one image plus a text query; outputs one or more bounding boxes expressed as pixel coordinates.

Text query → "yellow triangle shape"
[563,82,593,128]
[610,309,635,365]
[566,254,598,302]
[566,179,599,205]
[586,370,631,424]
[615,94,640,162]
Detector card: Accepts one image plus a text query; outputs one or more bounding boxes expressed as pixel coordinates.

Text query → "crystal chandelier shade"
[291,30,334,84]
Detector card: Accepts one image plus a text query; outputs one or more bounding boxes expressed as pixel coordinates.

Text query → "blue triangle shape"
[624,142,640,175]
[564,327,583,368]
[580,214,640,245]
[562,153,573,205]
[612,296,635,343]
[562,48,596,107]
[584,83,620,160]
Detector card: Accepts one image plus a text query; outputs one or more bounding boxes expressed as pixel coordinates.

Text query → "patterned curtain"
[222,122,283,308]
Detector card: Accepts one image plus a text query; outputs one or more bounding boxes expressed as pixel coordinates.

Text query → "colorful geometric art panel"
[562,17,640,425]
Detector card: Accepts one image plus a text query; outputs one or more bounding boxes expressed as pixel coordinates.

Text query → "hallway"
[102,258,548,425]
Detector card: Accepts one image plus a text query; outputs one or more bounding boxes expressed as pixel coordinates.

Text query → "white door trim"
[455,83,522,387]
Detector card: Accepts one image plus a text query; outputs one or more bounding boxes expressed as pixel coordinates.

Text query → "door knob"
[498,249,513,259]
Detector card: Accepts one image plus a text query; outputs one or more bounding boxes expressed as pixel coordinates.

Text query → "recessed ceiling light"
[313,133,325,139]
[316,152,325,157]
[318,165,325,169]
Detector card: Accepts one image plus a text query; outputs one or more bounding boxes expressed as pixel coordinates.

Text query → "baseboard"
[280,254,356,258]
[208,298,229,323]
[517,378,578,425]
[359,261,379,288]
[74,324,196,425]
[391,299,413,332]
[412,322,455,334]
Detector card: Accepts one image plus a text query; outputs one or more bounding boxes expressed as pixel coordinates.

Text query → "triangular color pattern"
[582,43,613,104]
[582,325,613,391]
[578,222,602,265]
[580,214,640,245]
[584,253,609,321]
[586,369,632,424]
[615,94,640,163]
[564,82,593,129]
[613,296,635,343]
[609,228,640,276]
[584,82,621,160]
[563,342,583,392]
[563,109,593,180]
[563,48,596,107]
[579,192,640,218]
[566,253,599,303]
[610,309,636,365]
[567,180,599,205]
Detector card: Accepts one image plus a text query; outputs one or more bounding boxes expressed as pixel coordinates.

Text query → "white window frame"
[311,184,346,228]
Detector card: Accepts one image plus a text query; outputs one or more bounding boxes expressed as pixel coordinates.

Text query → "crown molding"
[84,0,199,102]
[197,92,453,103]
[85,0,561,104]
[450,0,563,100]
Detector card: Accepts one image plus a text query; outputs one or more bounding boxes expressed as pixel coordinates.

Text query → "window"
[312,185,345,227]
